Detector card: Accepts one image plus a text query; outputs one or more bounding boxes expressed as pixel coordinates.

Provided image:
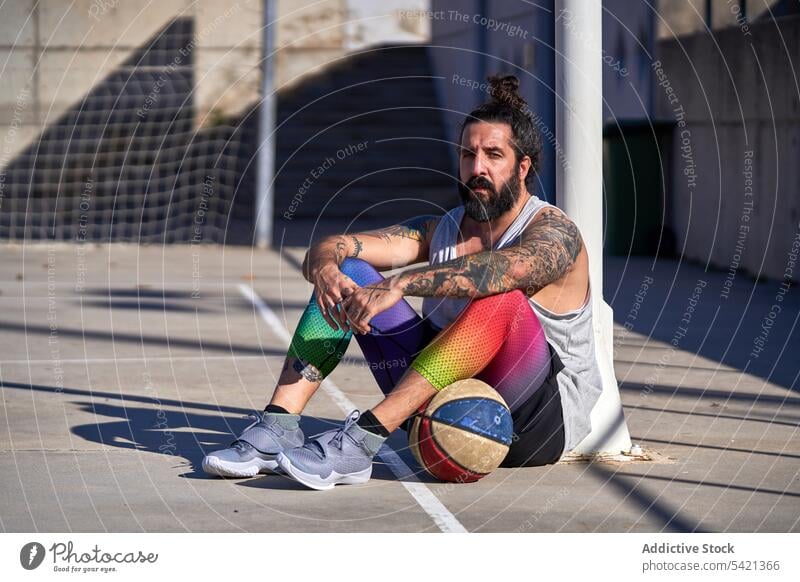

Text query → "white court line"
[237,284,467,533]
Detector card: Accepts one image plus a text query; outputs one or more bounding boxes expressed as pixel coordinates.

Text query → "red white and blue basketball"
[408,379,513,483]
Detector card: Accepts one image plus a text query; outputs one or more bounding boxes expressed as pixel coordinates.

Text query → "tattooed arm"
[301,214,439,281]
[340,208,583,334]
[301,215,439,331]
[389,208,583,298]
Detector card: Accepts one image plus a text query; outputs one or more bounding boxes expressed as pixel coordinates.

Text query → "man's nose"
[469,152,488,176]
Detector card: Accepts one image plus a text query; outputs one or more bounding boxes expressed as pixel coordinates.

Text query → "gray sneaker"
[202,411,304,478]
[276,410,386,491]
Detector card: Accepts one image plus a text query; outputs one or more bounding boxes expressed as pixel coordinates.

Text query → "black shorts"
[500,342,566,467]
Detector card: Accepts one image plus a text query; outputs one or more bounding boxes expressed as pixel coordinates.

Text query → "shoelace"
[330,410,361,450]
[305,410,361,459]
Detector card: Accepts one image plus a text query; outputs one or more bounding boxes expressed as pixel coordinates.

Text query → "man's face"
[457,121,525,222]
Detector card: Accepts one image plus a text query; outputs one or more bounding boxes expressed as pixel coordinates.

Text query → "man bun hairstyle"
[488,74,527,110]
[460,74,543,187]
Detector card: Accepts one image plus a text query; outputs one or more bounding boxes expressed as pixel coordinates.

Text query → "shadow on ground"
[605,256,799,391]
[0,380,426,484]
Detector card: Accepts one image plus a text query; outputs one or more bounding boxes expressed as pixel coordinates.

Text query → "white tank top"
[421,195,603,455]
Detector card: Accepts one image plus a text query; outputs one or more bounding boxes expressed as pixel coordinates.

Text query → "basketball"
[408,379,514,483]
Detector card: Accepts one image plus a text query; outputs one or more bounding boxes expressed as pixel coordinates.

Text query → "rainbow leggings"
[287,258,566,465]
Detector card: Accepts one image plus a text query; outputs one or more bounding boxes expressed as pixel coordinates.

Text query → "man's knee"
[339,257,382,287]
[468,289,528,308]
[339,257,369,275]
[459,289,531,322]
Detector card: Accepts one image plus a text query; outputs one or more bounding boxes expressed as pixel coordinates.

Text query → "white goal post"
[555,0,633,457]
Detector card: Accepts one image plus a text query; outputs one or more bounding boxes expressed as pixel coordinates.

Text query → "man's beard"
[457,171,522,222]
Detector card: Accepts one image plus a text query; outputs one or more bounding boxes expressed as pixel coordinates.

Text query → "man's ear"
[518,155,532,182]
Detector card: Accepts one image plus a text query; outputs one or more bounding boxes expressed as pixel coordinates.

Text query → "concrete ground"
[0,243,797,532]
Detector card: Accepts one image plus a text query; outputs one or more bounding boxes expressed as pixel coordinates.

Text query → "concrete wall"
[655,0,782,39]
[0,0,429,174]
[275,0,348,89]
[0,0,264,168]
[344,0,430,50]
[427,0,656,202]
[602,0,655,122]
[275,0,431,86]
[428,0,556,201]
[654,14,800,281]
[427,0,483,156]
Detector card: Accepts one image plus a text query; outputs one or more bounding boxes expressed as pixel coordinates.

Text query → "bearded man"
[203,75,602,490]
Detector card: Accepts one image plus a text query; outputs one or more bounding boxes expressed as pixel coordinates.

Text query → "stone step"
[274,44,452,222]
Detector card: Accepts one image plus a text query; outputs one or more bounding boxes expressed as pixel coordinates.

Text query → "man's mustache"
[465,176,495,193]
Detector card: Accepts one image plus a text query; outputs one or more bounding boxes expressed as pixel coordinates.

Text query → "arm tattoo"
[333,238,348,264]
[397,208,582,298]
[350,235,363,258]
[320,216,437,270]
[512,208,582,294]
[363,215,438,245]
[400,252,515,297]
[330,235,364,263]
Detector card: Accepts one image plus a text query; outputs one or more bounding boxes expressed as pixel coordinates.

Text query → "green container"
[602,119,675,256]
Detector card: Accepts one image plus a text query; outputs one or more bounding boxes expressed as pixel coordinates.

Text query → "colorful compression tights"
[286,258,553,412]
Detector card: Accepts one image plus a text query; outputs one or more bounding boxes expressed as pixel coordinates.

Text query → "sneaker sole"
[276,453,372,491]
[201,455,279,478]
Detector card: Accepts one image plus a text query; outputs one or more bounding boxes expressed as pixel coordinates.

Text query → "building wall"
[655,0,783,39]
[429,0,556,201]
[655,14,800,280]
[344,0,430,50]
[0,0,429,172]
[0,0,264,166]
[603,0,655,122]
[428,0,655,202]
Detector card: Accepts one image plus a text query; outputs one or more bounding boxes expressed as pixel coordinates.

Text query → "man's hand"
[341,278,404,334]
[310,263,360,331]
[300,215,438,331]
[301,234,362,331]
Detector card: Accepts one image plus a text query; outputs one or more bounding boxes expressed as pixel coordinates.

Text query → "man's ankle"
[264,404,291,415]
[356,409,391,438]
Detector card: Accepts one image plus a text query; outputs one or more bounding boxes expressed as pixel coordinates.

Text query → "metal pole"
[555,0,632,456]
[255,0,276,249]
